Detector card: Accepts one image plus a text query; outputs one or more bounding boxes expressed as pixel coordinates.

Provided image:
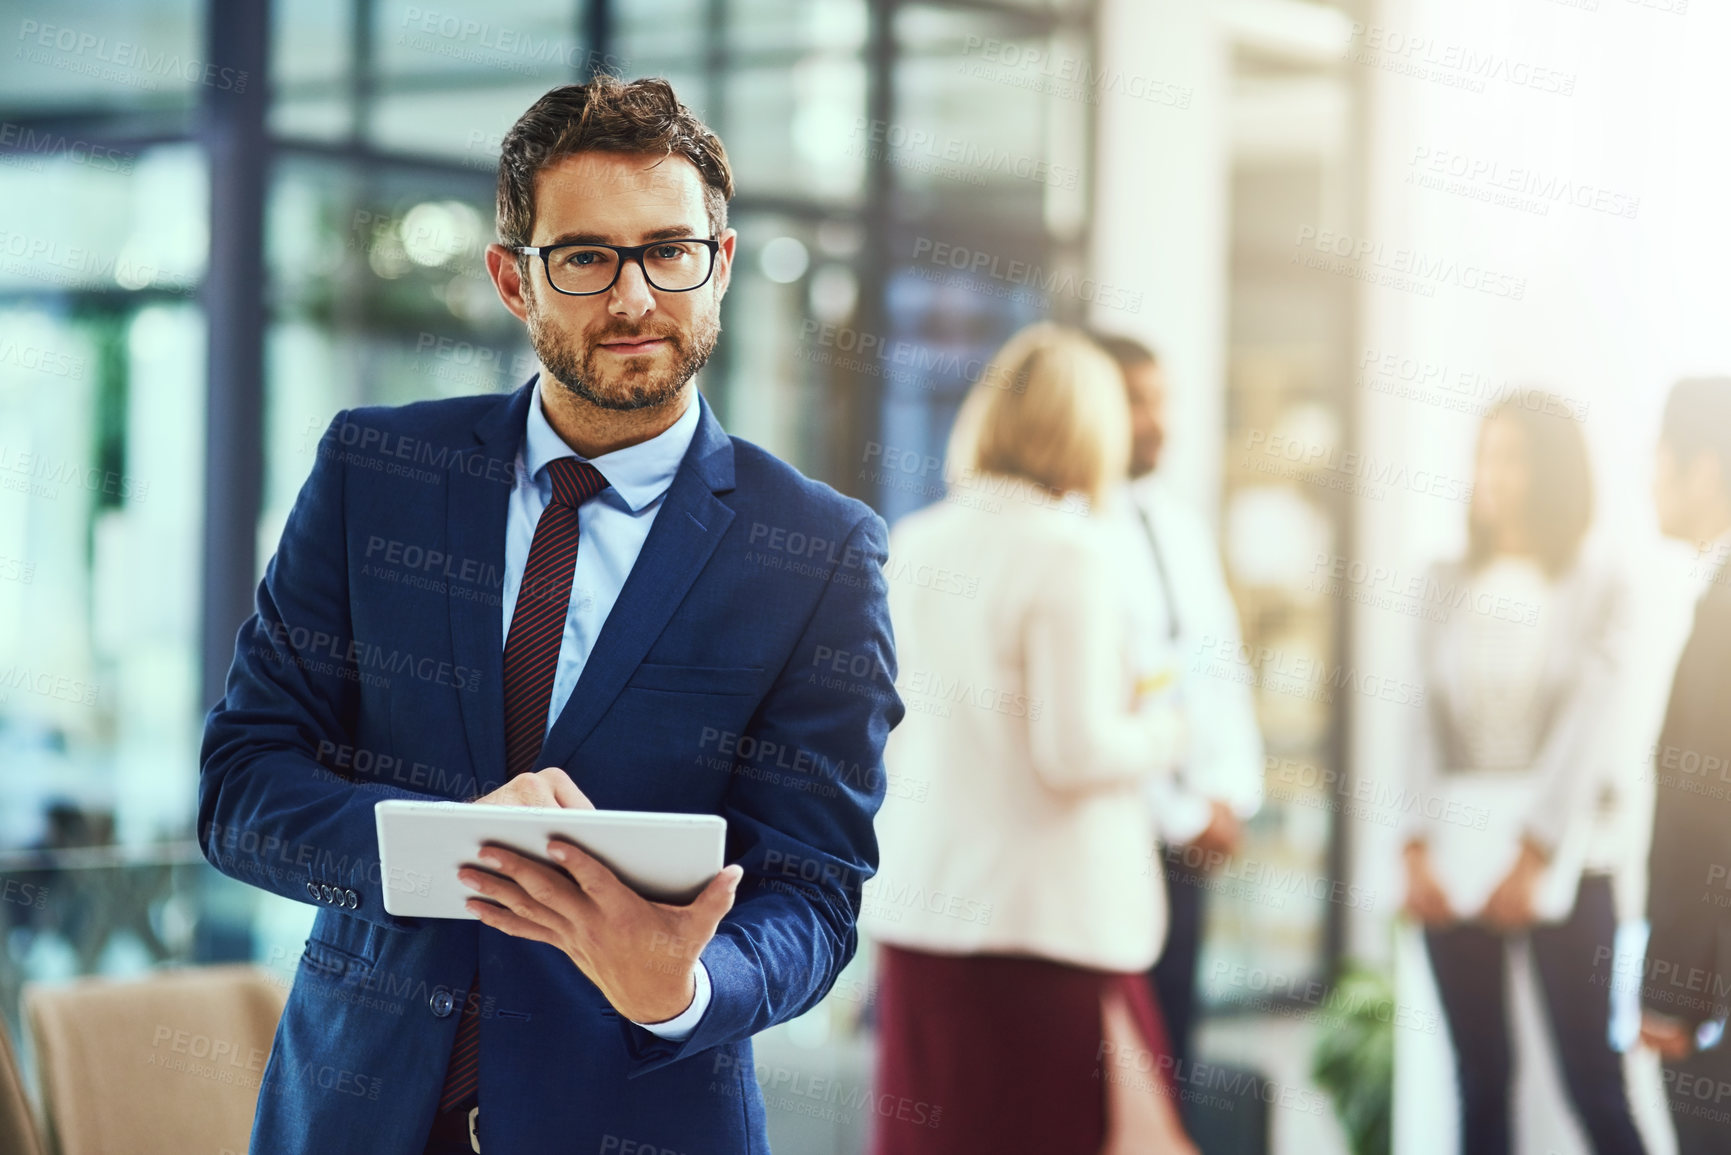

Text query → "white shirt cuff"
[1150,778,1216,846]
[629,959,711,1041]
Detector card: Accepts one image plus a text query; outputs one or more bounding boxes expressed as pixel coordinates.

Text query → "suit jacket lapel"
[446,379,533,795]
[535,394,737,776]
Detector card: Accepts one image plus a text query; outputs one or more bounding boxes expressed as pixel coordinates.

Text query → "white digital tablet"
[374,799,728,919]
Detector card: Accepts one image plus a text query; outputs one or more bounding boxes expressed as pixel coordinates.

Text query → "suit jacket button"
[344,889,359,908]
[430,989,455,1017]
[320,884,334,903]
[306,882,320,900]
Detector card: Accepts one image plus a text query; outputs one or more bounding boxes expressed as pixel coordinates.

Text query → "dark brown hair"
[1465,391,1593,577]
[496,76,734,251]
[1660,377,1731,494]
[1085,329,1158,371]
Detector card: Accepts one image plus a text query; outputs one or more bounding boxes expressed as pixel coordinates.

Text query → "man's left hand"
[459,841,744,1024]
[1188,800,1242,861]
[1641,1011,1696,1061]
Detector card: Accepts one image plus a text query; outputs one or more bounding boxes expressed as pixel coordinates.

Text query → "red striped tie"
[437,457,610,1116]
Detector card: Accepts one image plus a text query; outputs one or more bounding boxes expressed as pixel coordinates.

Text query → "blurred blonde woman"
[866,323,1195,1155]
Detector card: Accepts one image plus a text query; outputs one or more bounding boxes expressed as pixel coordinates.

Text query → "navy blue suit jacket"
[198,379,902,1154]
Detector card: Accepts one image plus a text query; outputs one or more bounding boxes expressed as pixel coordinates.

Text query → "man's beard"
[1130,429,1163,478]
[525,298,720,412]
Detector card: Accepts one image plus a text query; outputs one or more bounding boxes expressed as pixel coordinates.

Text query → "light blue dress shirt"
[500,378,711,1039]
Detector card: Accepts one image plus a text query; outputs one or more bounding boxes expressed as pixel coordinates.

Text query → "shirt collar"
[1694,526,1731,596]
[522,377,702,513]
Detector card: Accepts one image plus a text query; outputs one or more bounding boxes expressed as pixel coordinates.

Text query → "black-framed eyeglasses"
[513,237,721,296]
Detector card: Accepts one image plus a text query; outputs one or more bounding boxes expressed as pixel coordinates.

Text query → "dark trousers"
[1423,874,1646,1155]
[422,1103,476,1154]
[1150,853,1206,1072]
[1664,1036,1731,1155]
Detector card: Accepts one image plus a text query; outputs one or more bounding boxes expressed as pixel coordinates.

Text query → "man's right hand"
[471,767,595,809]
[1402,842,1456,926]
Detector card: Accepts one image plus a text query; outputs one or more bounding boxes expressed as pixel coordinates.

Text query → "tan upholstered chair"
[24,964,287,1155]
[0,1010,45,1155]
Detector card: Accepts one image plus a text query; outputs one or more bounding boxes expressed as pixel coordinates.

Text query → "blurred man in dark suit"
[1638,377,1731,1155]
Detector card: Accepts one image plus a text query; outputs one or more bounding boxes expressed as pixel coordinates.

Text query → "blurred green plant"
[1310,963,1394,1155]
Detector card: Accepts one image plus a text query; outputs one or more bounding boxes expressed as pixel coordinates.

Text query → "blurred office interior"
[4,1,1731,1152]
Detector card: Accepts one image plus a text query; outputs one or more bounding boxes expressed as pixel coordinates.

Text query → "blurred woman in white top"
[1401,396,1645,1155]
[866,323,1194,1155]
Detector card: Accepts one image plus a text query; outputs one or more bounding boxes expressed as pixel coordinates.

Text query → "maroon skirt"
[870,943,1174,1155]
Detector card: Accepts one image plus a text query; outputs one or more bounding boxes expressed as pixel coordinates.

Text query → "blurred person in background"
[1401,395,1645,1155]
[865,323,1196,1155]
[1637,378,1731,1155]
[1090,331,1265,1076]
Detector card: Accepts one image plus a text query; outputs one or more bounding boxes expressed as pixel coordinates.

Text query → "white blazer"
[862,478,1185,972]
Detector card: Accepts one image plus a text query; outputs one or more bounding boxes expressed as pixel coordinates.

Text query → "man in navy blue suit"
[199,74,902,1154]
